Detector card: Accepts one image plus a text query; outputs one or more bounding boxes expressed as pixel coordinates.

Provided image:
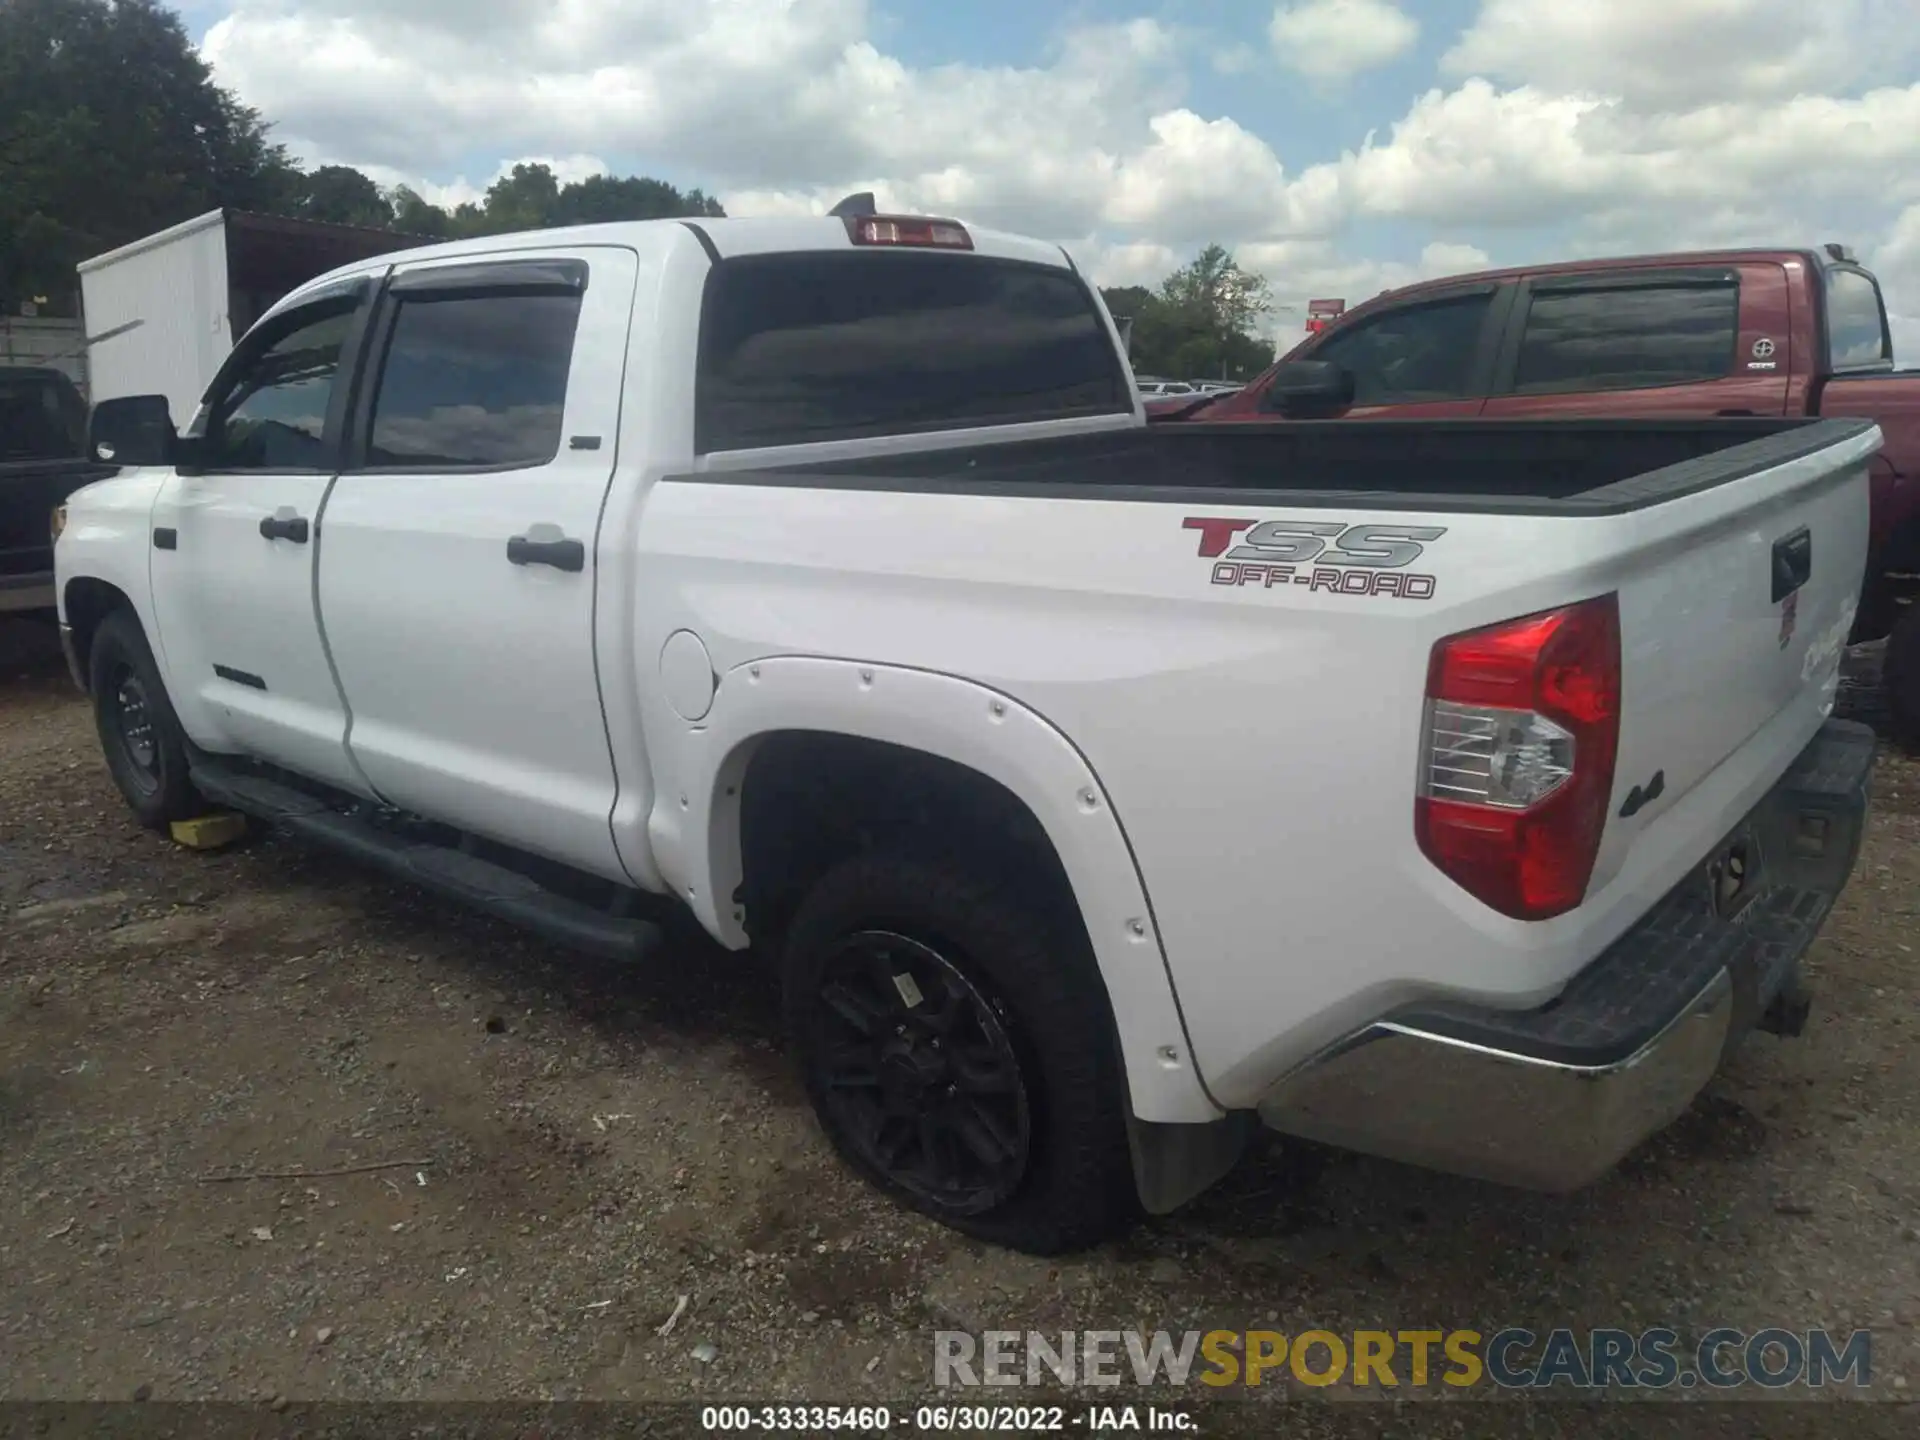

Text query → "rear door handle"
[259,510,310,544]
[506,524,585,573]
[1772,526,1812,602]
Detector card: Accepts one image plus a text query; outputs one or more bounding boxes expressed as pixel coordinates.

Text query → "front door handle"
[1772,526,1812,602]
[259,510,310,544]
[507,524,585,573]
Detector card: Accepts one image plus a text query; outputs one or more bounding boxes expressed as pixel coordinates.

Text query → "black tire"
[1887,608,1920,755]
[782,853,1138,1254]
[88,607,201,829]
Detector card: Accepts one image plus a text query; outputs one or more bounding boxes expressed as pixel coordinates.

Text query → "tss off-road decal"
[1183,517,1446,599]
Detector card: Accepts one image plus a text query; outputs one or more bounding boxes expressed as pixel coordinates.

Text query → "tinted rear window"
[1512,279,1738,394]
[696,252,1129,452]
[1826,268,1892,370]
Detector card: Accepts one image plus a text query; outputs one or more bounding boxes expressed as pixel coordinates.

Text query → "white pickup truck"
[54,207,1882,1254]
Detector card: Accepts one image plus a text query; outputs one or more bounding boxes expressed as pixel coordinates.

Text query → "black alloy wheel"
[810,929,1032,1216]
[105,666,161,797]
[87,607,202,828]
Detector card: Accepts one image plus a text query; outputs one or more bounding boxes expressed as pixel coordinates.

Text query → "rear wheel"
[782,854,1138,1254]
[1888,607,1920,754]
[88,608,200,828]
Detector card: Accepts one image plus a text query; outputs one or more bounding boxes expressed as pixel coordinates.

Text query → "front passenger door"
[1302,285,1508,419]
[147,278,376,791]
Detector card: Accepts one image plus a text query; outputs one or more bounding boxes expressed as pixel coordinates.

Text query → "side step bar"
[187,758,666,964]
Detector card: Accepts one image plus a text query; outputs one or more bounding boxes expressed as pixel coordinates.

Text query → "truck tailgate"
[1591,428,1871,895]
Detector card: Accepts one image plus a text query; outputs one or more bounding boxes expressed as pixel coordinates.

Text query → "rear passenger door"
[315,248,640,881]
[1480,264,1791,418]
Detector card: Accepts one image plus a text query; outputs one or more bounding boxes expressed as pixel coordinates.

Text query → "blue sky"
[188,0,1920,346]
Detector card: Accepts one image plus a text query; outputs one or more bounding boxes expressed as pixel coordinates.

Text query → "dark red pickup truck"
[1158,244,1920,744]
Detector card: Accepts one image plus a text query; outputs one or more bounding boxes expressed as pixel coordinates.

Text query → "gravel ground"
[2,617,1917,1438]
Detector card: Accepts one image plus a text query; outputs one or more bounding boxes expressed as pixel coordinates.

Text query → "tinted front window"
[366,292,581,468]
[1512,281,1737,394]
[697,253,1129,451]
[1313,294,1493,405]
[1826,268,1892,370]
[204,304,355,469]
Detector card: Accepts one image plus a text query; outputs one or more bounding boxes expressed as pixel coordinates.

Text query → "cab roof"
[282,213,1078,312]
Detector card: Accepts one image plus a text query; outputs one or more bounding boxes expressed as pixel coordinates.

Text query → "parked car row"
[52,202,1881,1253]
[1133,375,1242,399]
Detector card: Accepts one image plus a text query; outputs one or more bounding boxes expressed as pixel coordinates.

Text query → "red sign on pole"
[1305,297,1346,333]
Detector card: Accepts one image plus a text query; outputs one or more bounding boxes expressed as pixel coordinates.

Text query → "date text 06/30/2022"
[700,1405,1196,1432]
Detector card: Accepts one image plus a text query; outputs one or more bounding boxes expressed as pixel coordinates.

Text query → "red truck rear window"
[694,251,1131,452]
[1826,268,1893,371]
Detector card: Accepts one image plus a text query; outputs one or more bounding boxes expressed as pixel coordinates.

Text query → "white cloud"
[1320,79,1920,232]
[1872,205,1920,362]
[197,0,1920,328]
[1069,240,1182,290]
[1444,0,1919,110]
[1269,0,1418,83]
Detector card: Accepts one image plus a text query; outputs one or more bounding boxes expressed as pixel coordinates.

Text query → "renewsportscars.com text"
[933,1327,1872,1391]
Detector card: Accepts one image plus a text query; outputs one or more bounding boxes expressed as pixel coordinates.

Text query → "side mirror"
[88,394,177,467]
[1258,360,1355,416]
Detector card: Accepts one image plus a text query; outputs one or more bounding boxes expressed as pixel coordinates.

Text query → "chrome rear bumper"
[1258,718,1876,1191]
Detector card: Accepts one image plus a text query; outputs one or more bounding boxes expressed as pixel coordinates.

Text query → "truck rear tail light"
[1416,595,1621,921]
[843,215,974,250]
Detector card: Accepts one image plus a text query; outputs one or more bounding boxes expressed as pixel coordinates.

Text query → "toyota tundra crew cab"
[53,208,1881,1254]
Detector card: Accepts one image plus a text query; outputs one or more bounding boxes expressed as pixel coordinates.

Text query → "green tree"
[387,185,452,239]
[552,174,726,225]
[0,0,295,314]
[479,161,561,233]
[291,164,395,229]
[1160,244,1273,338]
[1101,247,1275,383]
[1158,244,1273,379]
[392,163,728,238]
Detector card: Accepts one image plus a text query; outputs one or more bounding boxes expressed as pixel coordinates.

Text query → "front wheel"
[782,854,1138,1254]
[1888,606,1920,754]
[88,608,201,829]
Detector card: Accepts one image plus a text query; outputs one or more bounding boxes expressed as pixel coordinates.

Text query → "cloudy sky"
[182,0,1920,352]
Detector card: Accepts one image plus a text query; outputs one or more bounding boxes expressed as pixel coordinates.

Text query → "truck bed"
[716,416,1875,515]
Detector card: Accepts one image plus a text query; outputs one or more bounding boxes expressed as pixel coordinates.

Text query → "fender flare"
[643,655,1222,1126]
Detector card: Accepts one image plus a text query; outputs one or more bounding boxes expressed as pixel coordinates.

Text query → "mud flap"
[1125,1111,1255,1215]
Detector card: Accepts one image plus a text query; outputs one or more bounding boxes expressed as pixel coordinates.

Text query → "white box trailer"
[77,209,415,425]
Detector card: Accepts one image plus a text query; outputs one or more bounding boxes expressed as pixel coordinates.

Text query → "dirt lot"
[2,617,1918,1435]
